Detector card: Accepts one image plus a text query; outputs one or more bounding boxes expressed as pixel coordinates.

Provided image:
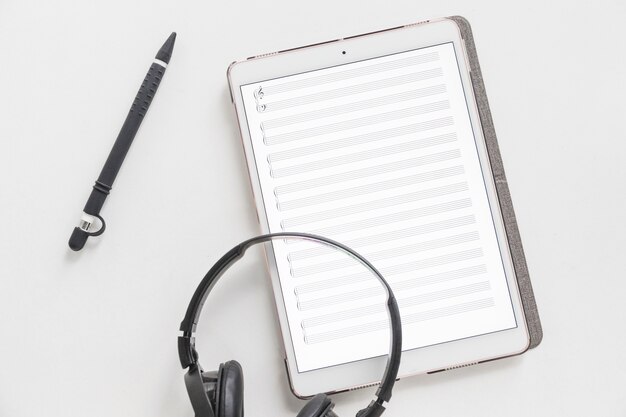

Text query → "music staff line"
[270,129,456,180]
[257,68,444,114]
[264,99,449,146]
[267,118,454,164]
[255,51,440,98]
[290,230,480,278]
[303,298,495,344]
[288,215,477,262]
[279,177,467,226]
[261,84,447,131]
[295,263,487,296]
[293,249,484,309]
[300,280,491,328]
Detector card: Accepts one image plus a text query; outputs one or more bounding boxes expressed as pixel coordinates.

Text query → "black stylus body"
[69,32,176,251]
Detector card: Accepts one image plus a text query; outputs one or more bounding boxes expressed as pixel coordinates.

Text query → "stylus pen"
[68,32,176,251]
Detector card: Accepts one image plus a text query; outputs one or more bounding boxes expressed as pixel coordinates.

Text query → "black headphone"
[178,232,403,417]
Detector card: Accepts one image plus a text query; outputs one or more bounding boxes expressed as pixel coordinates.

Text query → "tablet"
[227,17,532,397]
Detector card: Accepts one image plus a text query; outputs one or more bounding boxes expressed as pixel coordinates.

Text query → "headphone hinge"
[178,335,196,369]
[356,400,386,417]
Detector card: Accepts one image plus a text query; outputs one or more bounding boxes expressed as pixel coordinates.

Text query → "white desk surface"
[1,1,625,415]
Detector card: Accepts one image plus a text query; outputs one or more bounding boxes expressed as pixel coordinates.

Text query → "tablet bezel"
[227,17,530,398]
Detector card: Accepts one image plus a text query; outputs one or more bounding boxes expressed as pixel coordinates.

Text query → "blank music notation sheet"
[240,43,517,372]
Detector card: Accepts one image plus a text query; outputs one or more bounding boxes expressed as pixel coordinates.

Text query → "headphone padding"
[215,360,244,417]
[296,393,334,417]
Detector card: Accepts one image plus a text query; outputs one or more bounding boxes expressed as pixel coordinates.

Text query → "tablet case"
[448,15,543,350]
[232,17,542,378]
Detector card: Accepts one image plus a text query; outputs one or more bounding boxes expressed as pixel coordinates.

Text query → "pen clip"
[79,213,106,236]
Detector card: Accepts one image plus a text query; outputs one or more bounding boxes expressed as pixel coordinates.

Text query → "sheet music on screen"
[240,42,517,373]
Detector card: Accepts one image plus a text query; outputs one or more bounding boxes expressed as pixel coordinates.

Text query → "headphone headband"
[178,232,402,403]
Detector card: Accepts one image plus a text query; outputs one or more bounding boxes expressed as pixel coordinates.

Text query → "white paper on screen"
[240,42,517,372]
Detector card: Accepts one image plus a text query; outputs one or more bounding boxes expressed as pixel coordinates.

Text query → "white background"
[0,1,624,416]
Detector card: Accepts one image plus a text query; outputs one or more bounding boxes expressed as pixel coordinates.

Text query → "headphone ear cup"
[214,360,244,417]
[296,393,335,417]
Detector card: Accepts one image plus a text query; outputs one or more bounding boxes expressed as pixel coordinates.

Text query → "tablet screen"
[239,42,517,373]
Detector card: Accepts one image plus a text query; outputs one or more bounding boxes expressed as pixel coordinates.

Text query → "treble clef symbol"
[254,86,264,100]
[257,104,267,112]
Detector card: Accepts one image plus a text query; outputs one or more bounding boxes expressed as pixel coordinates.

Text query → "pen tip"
[156,32,177,64]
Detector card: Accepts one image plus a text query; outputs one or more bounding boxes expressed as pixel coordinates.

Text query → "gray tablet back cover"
[447,16,542,349]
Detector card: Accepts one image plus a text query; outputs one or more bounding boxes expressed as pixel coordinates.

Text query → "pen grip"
[97,62,167,187]
[132,62,166,118]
